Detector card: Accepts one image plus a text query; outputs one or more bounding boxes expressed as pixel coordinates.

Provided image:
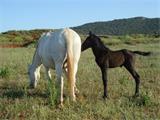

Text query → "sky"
[0,0,159,32]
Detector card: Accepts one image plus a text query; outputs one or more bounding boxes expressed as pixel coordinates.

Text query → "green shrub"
[128,92,152,107]
[47,79,58,106]
[140,93,152,106]
[0,67,9,78]
[13,36,23,42]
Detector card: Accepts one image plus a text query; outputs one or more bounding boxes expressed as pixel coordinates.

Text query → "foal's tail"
[133,51,151,56]
[64,29,75,99]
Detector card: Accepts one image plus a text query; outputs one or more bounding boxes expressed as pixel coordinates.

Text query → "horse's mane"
[93,35,110,51]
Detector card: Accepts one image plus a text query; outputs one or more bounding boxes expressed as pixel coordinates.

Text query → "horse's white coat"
[28,28,81,104]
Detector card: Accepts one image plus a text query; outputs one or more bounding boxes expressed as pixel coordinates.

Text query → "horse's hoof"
[73,98,76,102]
[57,103,64,109]
[63,94,66,98]
[29,84,35,89]
[75,89,80,94]
[75,92,79,97]
[60,103,64,108]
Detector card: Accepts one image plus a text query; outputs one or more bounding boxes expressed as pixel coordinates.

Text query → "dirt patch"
[0,44,23,48]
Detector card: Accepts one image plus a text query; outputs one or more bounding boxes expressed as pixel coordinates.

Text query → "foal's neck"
[91,44,110,58]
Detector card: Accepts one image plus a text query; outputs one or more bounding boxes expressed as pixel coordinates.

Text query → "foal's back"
[107,49,135,68]
[107,50,125,68]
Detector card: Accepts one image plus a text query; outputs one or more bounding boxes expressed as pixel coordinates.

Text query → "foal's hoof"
[133,93,139,98]
[103,95,108,100]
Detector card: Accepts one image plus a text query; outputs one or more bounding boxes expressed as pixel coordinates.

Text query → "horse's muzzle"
[29,83,36,89]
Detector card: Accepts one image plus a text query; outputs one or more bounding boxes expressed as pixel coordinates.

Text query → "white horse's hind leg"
[73,62,79,94]
[63,62,79,94]
[55,63,64,105]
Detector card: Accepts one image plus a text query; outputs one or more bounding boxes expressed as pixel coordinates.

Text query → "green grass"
[0,38,160,119]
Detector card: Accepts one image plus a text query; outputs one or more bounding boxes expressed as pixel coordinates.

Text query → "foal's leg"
[55,63,64,105]
[100,66,108,99]
[124,64,140,96]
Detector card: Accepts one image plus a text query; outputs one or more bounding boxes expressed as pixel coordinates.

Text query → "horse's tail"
[64,29,75,99]
[133,51,151,56]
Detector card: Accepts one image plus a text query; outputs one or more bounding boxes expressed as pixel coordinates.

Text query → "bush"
[0,67,9,78]
[47,79,58,106]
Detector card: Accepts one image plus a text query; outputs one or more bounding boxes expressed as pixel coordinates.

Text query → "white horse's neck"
[30,49,41,71]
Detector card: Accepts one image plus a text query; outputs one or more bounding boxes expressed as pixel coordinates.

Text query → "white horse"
[28,28,81,105]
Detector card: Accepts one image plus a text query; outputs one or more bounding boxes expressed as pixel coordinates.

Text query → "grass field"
[0,36,160,119]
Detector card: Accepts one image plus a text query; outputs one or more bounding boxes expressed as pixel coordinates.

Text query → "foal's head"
[81,32,103,51]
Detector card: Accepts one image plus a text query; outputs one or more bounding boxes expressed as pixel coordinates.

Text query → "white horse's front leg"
[34,65,41,88]
[36,65,41,80]
[29,64,41,88]
[45,67,52,80]
[55,64,64,106]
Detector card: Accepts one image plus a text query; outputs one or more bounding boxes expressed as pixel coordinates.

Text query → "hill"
[72,17,160,35]
[0,29,52,47]
[0,17,159,47]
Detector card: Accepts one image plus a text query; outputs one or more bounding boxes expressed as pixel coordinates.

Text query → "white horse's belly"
[41,55,55,69]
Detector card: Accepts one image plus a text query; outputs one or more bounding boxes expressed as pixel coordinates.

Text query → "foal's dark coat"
[81,32,151,99]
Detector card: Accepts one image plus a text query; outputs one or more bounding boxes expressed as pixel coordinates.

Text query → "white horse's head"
[28,64,37,88]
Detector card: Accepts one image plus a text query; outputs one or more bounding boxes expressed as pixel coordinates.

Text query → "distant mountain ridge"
[72,17,160,35]
[0,17,159,47]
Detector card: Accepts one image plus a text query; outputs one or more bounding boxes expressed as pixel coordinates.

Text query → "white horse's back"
[37,28,80,68]
[28,28,81,105]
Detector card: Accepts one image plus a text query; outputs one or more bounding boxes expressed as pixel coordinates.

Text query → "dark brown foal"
[81,32,151,99]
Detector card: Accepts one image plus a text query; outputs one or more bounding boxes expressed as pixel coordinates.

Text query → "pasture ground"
[0,36,160,120]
